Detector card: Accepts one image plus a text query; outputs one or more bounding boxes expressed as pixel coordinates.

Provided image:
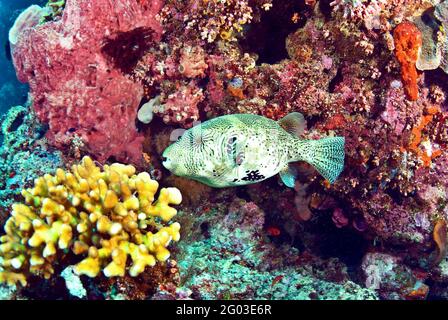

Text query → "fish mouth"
[161,156,171,170]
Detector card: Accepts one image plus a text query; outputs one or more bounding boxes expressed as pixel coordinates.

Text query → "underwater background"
[0,0,46,116]
[0,0,448,300]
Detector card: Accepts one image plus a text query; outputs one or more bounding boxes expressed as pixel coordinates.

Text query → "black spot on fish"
[242,170,265,182]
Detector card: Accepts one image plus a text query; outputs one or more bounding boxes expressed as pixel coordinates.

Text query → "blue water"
[0,0,46,116]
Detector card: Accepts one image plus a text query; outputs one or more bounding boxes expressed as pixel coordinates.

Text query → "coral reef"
[0,283,19,300]
[0,156,182,285]
[10,0,164,163]
[3,0,448,301]
[0,2,35,114]
[0,104,63,215]
[173,198,378,300]
[361,252,429,300]
[159,0,263,44]
[414,1,448,73]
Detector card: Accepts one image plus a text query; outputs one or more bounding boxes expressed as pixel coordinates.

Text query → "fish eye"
[162,156,168,162]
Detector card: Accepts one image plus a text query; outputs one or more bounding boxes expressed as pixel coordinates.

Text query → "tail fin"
[300,137,345,184]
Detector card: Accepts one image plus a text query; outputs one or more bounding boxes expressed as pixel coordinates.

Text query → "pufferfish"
[162,113,345,188]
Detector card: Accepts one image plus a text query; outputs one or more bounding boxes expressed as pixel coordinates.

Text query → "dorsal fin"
[278,112,307,137]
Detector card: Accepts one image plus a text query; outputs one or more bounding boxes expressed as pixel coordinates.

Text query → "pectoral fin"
[279,165,297,188]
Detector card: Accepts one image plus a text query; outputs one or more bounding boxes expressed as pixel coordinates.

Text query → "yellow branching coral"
[0,156,182,285]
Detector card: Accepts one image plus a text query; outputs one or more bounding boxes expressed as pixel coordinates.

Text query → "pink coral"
[12,0,164,163]
[155,82,204,127]
[381,81,407,135]
[179,46,208,78]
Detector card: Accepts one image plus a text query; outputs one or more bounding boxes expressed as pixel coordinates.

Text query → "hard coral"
[178,46,208,79]
[0,156,182,286]
[11,0,164,163]
[160,0,258,43]
[393,21,422,101]
[155,83,204,127]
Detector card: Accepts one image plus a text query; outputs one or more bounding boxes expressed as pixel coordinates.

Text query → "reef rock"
[361,252,429,300]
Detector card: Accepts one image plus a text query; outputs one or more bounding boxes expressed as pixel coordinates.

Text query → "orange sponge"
[393,22,422,101]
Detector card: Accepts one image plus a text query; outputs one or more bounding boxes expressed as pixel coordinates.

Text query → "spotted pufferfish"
[162,113,345,188]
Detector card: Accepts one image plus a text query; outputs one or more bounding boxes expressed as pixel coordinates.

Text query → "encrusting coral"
[0,104,64,212]
[0,156,182,286]
[414,1,448,74]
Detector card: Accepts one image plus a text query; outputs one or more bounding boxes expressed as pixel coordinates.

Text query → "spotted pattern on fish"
[162,113,345,188]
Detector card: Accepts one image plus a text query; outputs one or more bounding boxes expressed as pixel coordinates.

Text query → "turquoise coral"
[0,105,63,210]
[174,199,378,300]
